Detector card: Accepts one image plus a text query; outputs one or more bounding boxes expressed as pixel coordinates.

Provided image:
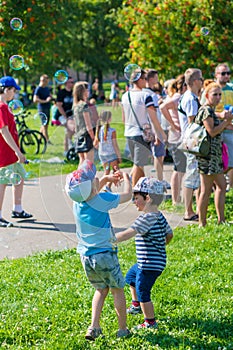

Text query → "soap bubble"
[10,18,23,31]
[9,173,21,185]
[201,27,209,36]
[25,171,37,180]
[8,99,24,115]
[9,55,24,70]
[34,112,48,126]
[124,64,141,82]
[54,70,69,84]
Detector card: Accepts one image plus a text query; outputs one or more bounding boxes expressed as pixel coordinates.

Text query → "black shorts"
[75,132,93,153]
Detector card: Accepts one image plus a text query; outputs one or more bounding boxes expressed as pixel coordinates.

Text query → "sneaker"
[127,304,142,315]
[11,210,33,219]
[85,327,103,341]
[0,218,13,227]
[117,328,130,338]
[134,321,158,330]
[162,180,171,190]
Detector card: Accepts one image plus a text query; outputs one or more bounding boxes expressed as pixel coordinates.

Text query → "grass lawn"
[0,215,232,349]
[1,102,232,348]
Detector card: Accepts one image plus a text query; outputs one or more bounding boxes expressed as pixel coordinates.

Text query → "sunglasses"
[212,93,222,96]
[197,77,204,82]
[219,71,231,76]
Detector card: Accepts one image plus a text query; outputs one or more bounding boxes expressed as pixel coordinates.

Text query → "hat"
[0,76,21,90]
[65,160,96,202]
[133,177,166,195]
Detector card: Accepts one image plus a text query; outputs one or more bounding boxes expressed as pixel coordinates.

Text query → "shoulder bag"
[178,122,210,157]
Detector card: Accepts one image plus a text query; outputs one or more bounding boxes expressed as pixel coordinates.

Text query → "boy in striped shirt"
[116,177,173,329]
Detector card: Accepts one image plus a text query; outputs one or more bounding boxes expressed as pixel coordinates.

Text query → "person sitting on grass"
[65,159,132,341]
[116,177,173,330]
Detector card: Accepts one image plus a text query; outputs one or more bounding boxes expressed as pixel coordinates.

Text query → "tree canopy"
[0,0,128,85]
[117,0,233,79]
[1,0,233,84]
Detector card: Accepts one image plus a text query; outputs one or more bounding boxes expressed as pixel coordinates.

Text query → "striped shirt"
[131,212,173,271]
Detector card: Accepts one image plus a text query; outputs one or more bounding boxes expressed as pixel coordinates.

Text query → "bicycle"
[15,111,47,155]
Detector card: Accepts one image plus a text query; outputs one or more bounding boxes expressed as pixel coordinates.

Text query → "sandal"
[11,210,33,219]
[183,214,199,221]
[0,218,14,227]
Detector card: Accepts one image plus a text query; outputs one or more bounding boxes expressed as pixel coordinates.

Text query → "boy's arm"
[116,227,136,243]
[99,172,132,203]
[119,172,132,203]
[166,232,173,245]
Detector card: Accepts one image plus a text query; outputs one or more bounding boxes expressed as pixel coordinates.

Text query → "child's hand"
[106,173,121,186]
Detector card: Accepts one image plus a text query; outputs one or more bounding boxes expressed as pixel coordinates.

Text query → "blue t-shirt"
[73,192,120,256]
[34,86,51,111]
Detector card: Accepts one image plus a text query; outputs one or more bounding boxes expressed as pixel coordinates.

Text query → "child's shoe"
[0,218,13,227]
[85,326,103,341]
[116,328,130,338]
[134,321,158,329]
[127,304,142,315]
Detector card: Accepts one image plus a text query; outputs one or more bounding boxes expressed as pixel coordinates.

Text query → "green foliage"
[117,0,233,78]
[0,0,128,82]
[0,211,233,348]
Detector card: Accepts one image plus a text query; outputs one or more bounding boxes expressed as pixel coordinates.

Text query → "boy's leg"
[90,287,109,328]
[111,287,127,330]
[125,264,142,314]
[12,180,24,208]
[0,184,7,213]
[140,301,155,319]
[136,269,162,327]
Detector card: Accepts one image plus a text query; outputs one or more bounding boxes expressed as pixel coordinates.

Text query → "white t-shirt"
[178,90,199,137]
[121,90,154,137]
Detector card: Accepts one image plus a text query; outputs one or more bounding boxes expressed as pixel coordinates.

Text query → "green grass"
[21,105,132,178]
[0,190,233,348]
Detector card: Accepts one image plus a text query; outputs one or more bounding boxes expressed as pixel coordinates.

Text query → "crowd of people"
[0,62,232,339]
[1,62,233,229]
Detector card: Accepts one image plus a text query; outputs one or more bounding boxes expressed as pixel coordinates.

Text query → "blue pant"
[125,263,162,303]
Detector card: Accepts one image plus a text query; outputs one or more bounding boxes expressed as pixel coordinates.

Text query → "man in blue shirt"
[33,74,52,143]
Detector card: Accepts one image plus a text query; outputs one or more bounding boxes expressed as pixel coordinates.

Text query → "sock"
[132,300,140,307]
[0,210,2,219]
[13,205,23,213]
[145,318,156,324]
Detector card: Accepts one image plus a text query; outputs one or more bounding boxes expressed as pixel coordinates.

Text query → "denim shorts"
[0,163,26,185]
[81,251,125,289]
[184,153,200,190]
[125,263,162,303]
[152,142,166,158]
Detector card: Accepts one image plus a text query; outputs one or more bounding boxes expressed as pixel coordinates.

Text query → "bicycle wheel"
[19,130,40,155]
[66,147,79,162]
[32,130,47,154]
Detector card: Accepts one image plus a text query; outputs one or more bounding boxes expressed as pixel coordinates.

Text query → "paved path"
[0,164,191,260]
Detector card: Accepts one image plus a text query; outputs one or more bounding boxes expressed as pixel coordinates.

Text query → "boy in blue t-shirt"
[116,177,173,330]
[65,160,131,340]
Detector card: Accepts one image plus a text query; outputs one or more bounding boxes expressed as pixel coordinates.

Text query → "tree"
[0,0,129,89]
[117,0,233,78]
